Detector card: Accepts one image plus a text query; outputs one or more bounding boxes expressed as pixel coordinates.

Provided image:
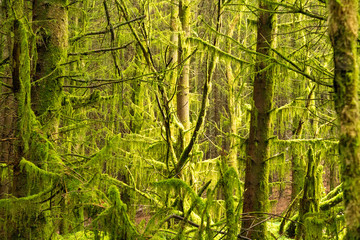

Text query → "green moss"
[63,90,102,109]
[0,183,56,239]
[222,167,239,240]
[91,185,139,240]
[55,230,110,239]
[296,147,323,239]
[303,213,324,239]
[20,158,59,180]
[329,0,360,236]
[153,178,205,210]
[32,0,68,134]
[13,18,32,153]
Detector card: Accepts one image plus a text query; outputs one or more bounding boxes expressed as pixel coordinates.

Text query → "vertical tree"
[329,0,360,238]
[242,0,275,238]
[169,0,178,88]
[32,0,68,135]
[7,1,38,238]
[177,0,191,147]
[296,148,322,240]
[0,0,13,198]
[32,0,68,234]
[11,3,29,200]
[225,15,240,172]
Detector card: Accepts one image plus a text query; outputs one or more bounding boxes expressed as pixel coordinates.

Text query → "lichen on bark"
[329,0,360,238]
[32,0,68,135]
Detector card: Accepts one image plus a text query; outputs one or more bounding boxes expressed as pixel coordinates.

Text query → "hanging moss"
[19,158,59,180]
[63,90,103,109]
[91,185,139,240]
[153,178,205,210]
[0,183,56,239]
[58,121,89,134]
[100,174,155,204]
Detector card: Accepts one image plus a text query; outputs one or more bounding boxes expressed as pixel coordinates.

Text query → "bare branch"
[68,42,133,56]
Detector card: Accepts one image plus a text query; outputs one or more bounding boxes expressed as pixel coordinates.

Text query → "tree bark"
[0,0,14,199]
[169,0,178,87]
[32,0,68,136]
[296,148,322,240]
[225,15,240,172]
[329,0,360,238]
[177,0,191,145]
[9,7,34,238]
[242,1,275,238]
[31,0,68,234]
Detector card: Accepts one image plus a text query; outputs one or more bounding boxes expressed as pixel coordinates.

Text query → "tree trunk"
[296,148,322,240]
[329,0,360,238]
[169,0,178,88]
[242,1,275,238]
[0,0,13,199]
[177,0,190,147]
[32,0,68,234]
[10,7,34,238]
[32,0,68,136]
[225,15,240,172]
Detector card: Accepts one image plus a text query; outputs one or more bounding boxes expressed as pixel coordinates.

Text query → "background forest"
[0,0,359,239]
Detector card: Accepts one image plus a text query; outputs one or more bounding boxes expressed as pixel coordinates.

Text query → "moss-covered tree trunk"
[296,148,322,240]
[0,0,13,199]
[169,0,178,88]
[11,19,28,200]
[9,3,34,237]
[32,0,68,136]
[242,1,274,239]
[225,15,240,172]
[177,0,190,147]
[9,0,32,203]
[328,0,360,238]
[32,0,68,234]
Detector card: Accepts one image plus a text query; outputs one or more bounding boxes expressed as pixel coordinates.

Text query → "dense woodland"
[0,0,359,239]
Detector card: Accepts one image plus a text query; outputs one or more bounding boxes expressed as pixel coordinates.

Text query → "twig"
[164,214,251,240]
[70,15,145,42]
[68,42,133,56]
[0,137,17,142]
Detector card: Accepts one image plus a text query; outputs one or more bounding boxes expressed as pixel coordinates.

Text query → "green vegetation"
[0,0,357,239]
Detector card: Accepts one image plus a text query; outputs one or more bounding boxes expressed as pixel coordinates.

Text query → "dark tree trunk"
[242,1,275,239]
